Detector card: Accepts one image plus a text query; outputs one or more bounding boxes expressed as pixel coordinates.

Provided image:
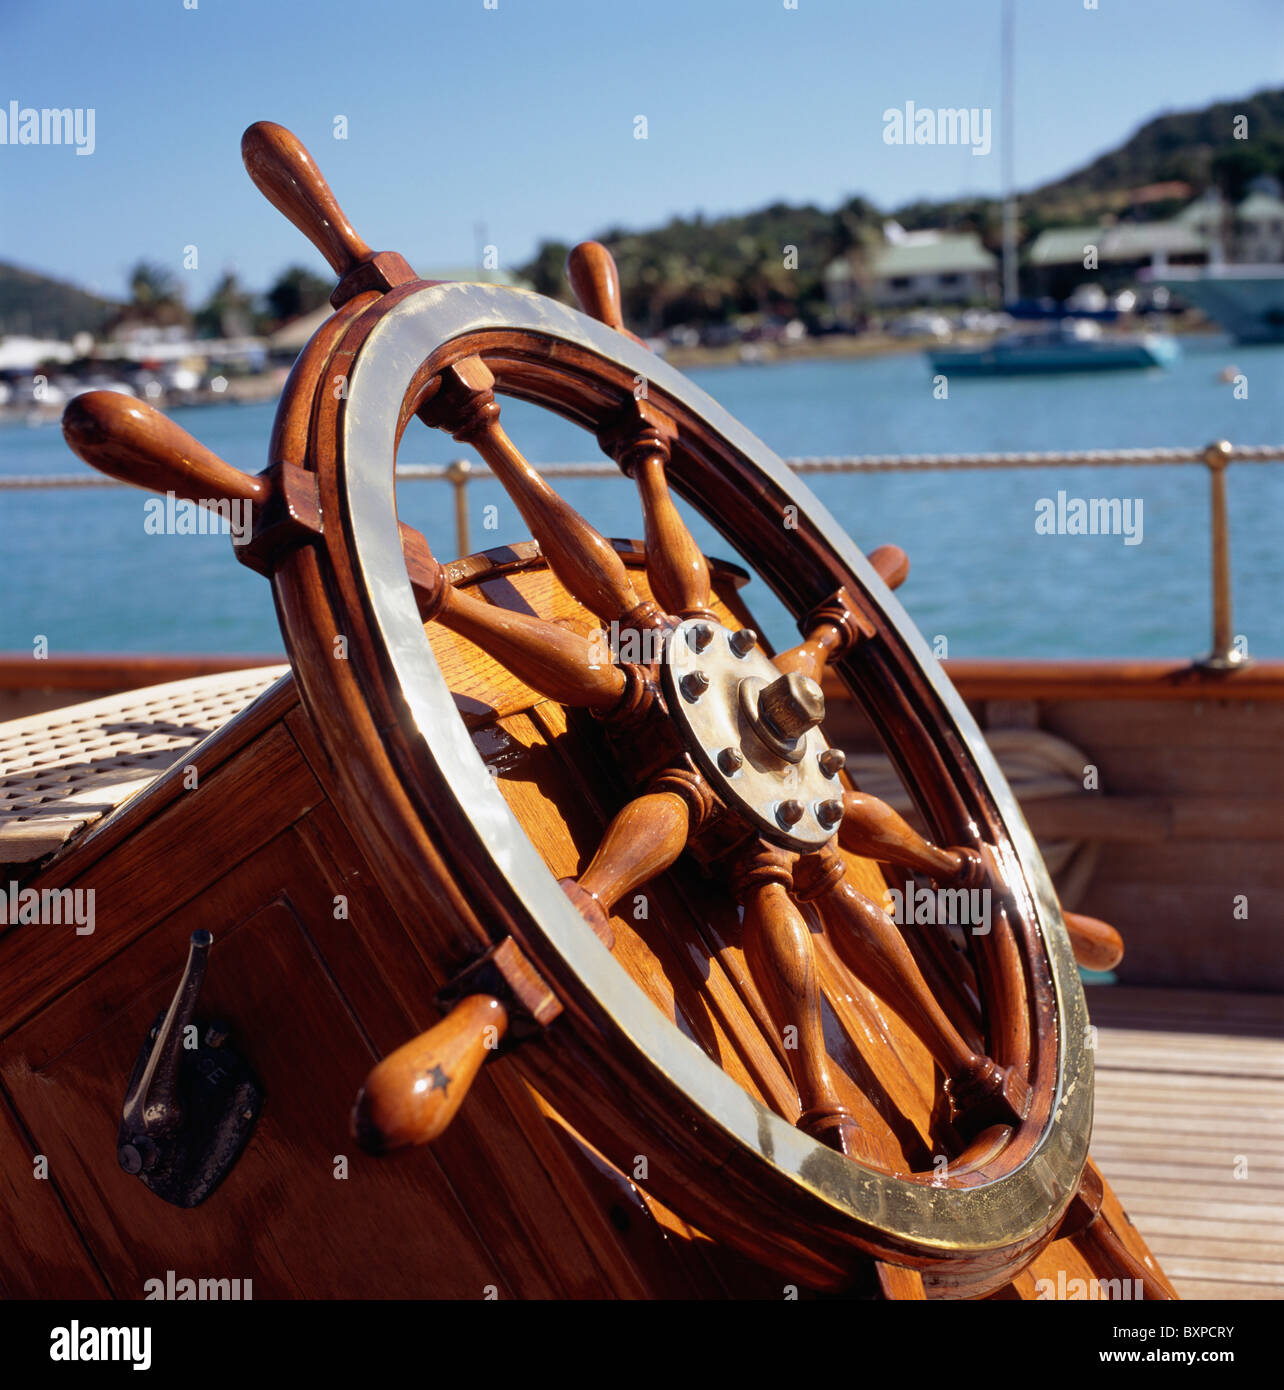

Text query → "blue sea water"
[2,336,1281,659]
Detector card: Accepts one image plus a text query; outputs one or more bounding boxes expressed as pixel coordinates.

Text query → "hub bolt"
[729,628,758,658]
[818,748,846,778]
[686,622,714,653]
[816,798,845,830]
[717,746,744,774]
[776,798,805,828]
[680,670,710,702]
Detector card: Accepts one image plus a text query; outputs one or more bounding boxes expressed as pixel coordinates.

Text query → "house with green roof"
[824,226,998,322]
[1025,210,1210,298]
[1024,182,1284,298]
[1235,188,1284,262]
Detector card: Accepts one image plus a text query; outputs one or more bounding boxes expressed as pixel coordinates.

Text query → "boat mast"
[1000,0,1018,306]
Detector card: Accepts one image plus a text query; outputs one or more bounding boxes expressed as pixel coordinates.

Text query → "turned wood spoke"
[559,790,691,945]
[774,588,875,684]
[436,588,625,713]
[634,448,716,621]
[773,622,846,686]
[567,241,715,623]
[1063,910,1124,972]
[794,845,1029,1128]
[796,848,977,1083]
[774,550,907,682]
[599,403,716,623]
[241,121,415,304]
[838,790,980,884]
[735,849,858,1155]
[566,240,648,347]
[420,357,652,627]
[400,521,625,711]
[832,796,1038,1080]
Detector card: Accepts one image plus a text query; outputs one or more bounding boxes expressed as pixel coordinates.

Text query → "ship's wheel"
[62,122,1166,1299]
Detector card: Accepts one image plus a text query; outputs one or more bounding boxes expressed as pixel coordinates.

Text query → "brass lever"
[117,930,261,1207]
[119,929,211,1150]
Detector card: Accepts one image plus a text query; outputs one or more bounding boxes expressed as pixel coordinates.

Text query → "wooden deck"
[1087,985,1284,1300]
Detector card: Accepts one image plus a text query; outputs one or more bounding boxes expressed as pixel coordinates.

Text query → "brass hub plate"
[661,618,841,851]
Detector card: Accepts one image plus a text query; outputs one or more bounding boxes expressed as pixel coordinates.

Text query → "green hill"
[0,262,120,341]
[1037,86,1284,204]
[520,86,1284,331]
[7,87,1282,343]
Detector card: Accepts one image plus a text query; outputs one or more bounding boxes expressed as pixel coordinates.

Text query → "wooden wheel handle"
[241,121,415,304]
[868,544,909,591]
[1064,912,1124,972]
[352,995,509,1153]
[566,241,647,347]
[241,121,372,278]
[62,391,268,508]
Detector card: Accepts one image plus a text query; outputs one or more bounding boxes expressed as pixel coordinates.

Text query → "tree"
[1211,142,1284,203]
[128,261,182,310]
[264,265,332,325]
[520,241,572,299]
[195,271,256,339]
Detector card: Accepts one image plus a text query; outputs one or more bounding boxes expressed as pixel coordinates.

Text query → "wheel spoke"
[566,240,716,623]
[733,844,859,1155]
[773,588,874,683]
[559,790,691,945]
[773,551,906,682]
[597,399,717,623]
[793,845,1029,1130]
[400,520,626,711]
[421,356,659,628]
[838,790,981,884]
[566,240,648,346]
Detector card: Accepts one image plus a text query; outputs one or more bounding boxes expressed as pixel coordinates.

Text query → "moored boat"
[929,318,1179,376]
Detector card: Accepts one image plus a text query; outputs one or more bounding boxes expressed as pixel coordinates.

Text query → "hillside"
[0,262,120,341]
[6,87,1282,343]
[520,86,1284,331]
[1037,86,1284,205]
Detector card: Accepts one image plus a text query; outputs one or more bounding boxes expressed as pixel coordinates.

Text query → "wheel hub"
[660,618,844,850]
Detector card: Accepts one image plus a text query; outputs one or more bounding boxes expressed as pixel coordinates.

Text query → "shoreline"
[0,325,1239,423]
[665,322,1227,370]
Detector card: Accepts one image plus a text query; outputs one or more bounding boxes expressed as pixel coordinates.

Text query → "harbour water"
[2,335,1281,660]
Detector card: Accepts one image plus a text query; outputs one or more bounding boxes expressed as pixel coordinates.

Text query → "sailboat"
[929,316,1179,375]
[927,1,1178,378]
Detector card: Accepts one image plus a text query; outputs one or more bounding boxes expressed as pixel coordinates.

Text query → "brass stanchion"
[446,458,472,558]
[1194,439,1250,671]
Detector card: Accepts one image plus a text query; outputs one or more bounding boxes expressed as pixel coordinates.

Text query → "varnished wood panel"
[0,719,320,1036]
[0,1087,109,1297]
[1,868,503,1298]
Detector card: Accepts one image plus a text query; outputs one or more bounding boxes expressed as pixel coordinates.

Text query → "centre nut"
[759,672,825,741]
[739,670,826,764]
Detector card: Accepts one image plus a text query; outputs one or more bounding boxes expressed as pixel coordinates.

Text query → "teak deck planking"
[1088,985,1284,1300]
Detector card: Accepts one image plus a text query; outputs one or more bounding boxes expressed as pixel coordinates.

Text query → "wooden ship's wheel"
[58,122,1176,1299]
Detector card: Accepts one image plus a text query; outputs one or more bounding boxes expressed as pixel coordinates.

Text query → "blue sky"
[3,0,1281,303]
